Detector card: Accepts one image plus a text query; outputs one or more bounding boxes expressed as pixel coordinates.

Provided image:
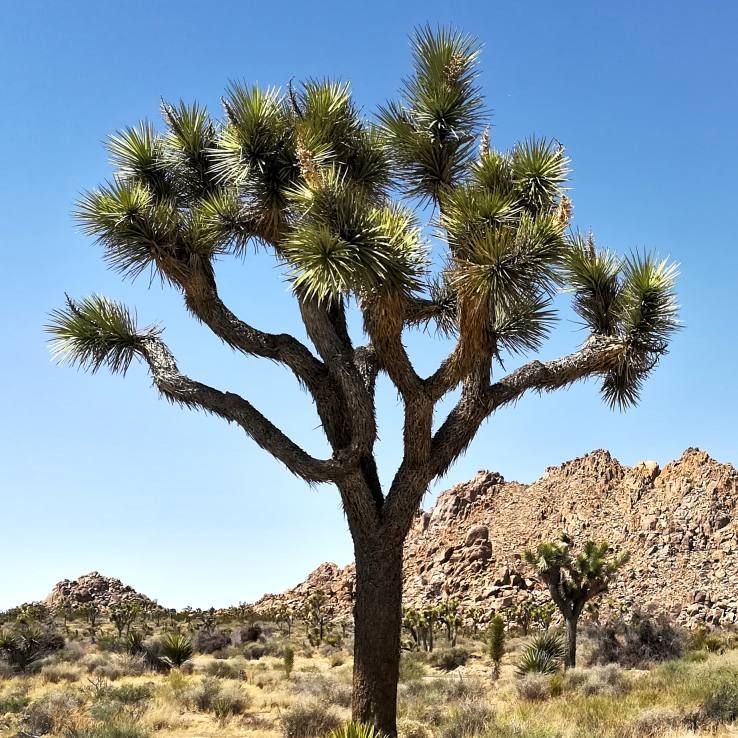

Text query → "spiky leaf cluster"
[47,295,154,375]
[379,26,484,200]
[565,235,679,407]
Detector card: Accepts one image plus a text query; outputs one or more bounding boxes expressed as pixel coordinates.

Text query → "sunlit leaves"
[47,295,152,374]
[284,171,426,303]
[379,26,484,201]
[511,138,569,213]
[107,123,170,197]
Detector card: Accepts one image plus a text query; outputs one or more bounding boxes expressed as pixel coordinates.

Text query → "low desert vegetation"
[3,599,738,738]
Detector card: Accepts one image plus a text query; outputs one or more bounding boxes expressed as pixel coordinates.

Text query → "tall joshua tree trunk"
[352,536,404,736]
[565,615,578,668]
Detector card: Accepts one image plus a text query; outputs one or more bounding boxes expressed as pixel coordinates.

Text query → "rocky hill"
[255,448,738,628]
[44,572,155,611]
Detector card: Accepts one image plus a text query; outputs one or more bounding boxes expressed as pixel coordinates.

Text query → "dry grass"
[2,627,738,738]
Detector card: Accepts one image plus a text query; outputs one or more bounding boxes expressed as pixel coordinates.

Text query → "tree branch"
[139,335,350,483]
[429,336,626,479]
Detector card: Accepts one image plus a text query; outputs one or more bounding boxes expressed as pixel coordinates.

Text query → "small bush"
[243,642,267,660]
[441,700,495,738]
[589,612,684,668]
[429,647,470,671]
[187,676,223,712]
[629,706,684,737]
[193,629,230,655]
[701,674,738,722]
[399,652,426,682]
[515,674,552,701]
[25,689,83,735]
[211,684,250,722]
[562,664,631,697]
[241,624,263,642]
[206,659,241,679]
[40,662,82,684]
[398,718,433,738]
[281,700,342,738]
[0,688,30,714]
[65,721,150,738]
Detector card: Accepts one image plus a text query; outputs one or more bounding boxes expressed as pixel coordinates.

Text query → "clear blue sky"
[1,0,737,611]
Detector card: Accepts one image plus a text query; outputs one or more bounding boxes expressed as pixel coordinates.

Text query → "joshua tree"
[524,535,630,667]
[47,26,678,735]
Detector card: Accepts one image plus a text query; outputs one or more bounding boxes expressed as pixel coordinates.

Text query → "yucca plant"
[158,632,193,669]
[516,632,567,676]
[0,621,64,673]
[487,615,505,678]
[328,722,386,738]
[48,25,678,737]
[525,535,630,667]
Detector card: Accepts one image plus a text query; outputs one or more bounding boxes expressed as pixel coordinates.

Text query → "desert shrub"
[25,688,83,735]
[515,674,553,701]
[82,653,111,674]
[701,673,738,722]
[683,649,709,663]
[212,684,250,722]
[399,652,426,682]
[429,647,470,671]
[562,664,631,696]
[281,700,342,738]
[65,721,151,738]
[241,624,263,642]
[0,621,65,672]
[398,718,433,738]
[59,641,87,663]
[516,632,565,675]
[206,659,241,679]
[441,700,495,738]
[589,613,684,667]
[108,683,155,705]
[0,688,30,714]
[329,652,345,668]
[628,706,684,737]
[40,662,82,684]
[193,629,230,655]
[187,676,222,712]
[294,674,352,707]
[97,634,124,652]
[243,642,268,660]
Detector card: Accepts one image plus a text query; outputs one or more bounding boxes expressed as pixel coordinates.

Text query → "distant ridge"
[254,448,738,628]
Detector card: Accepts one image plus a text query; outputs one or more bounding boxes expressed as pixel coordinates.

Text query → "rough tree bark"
[565,616,579,669]
[352,537,404,735]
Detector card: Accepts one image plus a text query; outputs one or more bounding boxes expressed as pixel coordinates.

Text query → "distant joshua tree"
[524,535,630,667]
[48,25,678,735]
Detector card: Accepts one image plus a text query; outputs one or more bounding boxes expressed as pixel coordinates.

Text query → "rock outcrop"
[255,448,738,628]
[44,572,154,611]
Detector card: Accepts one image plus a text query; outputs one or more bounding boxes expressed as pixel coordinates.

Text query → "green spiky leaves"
[565,237,680,408]
[511,138,569,213]
[379,26,483,201]
[284,171,426,303]
[47,295,154,374]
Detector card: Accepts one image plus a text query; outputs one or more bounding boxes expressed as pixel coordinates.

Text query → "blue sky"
[1,0,737,610]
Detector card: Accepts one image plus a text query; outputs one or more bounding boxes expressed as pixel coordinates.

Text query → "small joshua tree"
[47,25,678,735]
[487,614,505,678]
[524,535,630,667]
